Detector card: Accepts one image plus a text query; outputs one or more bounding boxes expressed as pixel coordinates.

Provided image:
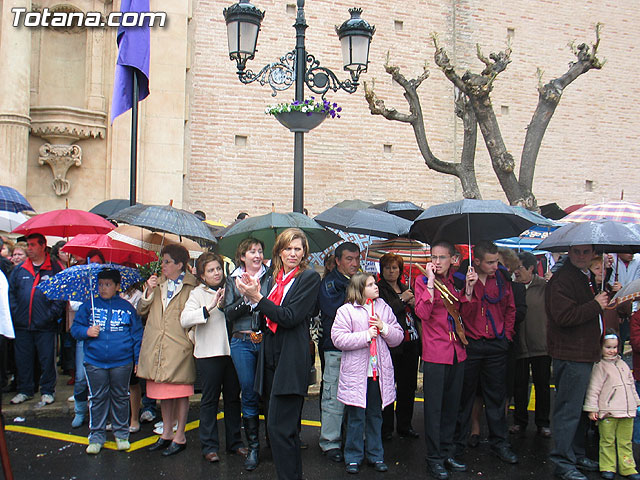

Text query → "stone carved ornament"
[38,143,82,196]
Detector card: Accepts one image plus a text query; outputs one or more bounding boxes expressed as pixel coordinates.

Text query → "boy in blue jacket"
[71,269,143,454]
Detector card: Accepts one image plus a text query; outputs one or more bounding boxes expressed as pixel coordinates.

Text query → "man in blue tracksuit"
[8,233,64,405]
[71,268,143,454]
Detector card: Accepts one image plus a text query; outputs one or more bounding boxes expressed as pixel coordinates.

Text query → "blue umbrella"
[37,263,142,302]
[0,185,34,213]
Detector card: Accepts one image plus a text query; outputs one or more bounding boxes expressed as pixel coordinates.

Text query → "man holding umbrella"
[8,233,65,405]
[454,241,517,465]
[546,245,608,480]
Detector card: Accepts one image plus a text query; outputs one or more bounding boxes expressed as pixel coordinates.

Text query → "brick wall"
[186,0,640,224]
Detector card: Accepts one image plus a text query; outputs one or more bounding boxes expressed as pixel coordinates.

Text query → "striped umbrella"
[366,238,431,263]
[563,201,640,224]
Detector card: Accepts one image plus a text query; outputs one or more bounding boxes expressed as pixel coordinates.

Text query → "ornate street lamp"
[223,0,375,213]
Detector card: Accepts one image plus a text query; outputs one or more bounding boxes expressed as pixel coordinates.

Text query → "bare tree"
[364,24,604,209]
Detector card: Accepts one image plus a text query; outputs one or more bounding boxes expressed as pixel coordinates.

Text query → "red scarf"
[266,266,299,333]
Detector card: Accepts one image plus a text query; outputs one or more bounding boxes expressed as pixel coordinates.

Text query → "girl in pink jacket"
[583,329,640,480]
[331,273,404,474]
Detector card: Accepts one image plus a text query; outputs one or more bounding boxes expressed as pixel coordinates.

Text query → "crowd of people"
[2,230,640,480]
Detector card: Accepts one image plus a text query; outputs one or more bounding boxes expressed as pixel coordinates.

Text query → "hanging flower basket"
[273,111,327,133]
[266,97,342,133]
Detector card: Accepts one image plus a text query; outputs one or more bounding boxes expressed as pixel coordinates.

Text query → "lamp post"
[223,0,375,213]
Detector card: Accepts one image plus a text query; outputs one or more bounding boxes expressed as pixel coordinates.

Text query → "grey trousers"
[85,362,133,445]
[319,351,344,452]
[549,359,594,474]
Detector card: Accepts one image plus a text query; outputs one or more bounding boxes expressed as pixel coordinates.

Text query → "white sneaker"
[115,438,130,451]
[34,394,55,409]
[86,443,102,455]
[10,393,33,404]
[153,421,178,435]
[67,395,74,402]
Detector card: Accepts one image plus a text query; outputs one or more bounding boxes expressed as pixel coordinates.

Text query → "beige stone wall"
[187,0,640,224]
[0,0,190,213]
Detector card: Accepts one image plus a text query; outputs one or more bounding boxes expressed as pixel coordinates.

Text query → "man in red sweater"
[454,241,517,465]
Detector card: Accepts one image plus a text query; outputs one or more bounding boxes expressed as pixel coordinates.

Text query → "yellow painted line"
[7,388,558,449]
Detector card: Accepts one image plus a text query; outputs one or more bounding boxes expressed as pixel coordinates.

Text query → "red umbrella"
[61,234,157,265]
[12,209,115,237]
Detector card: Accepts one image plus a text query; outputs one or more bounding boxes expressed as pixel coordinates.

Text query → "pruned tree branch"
[363,56,480,194]
[365,25,603,209]
[519,22,605,201]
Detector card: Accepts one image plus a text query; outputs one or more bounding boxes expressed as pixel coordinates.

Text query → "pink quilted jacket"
[331,298,404,409]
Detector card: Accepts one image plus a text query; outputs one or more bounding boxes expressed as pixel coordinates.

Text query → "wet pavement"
[3,394,617,480]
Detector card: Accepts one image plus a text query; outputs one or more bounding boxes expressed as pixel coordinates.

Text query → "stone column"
[0,0,31,193]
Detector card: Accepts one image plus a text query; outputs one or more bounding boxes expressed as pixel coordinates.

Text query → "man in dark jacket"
[317,242,360,463]
[546,244,608,480]
[8,233,65,405]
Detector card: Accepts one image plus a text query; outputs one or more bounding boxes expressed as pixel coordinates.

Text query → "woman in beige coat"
[137,244,196,456]
[181,252,246,463]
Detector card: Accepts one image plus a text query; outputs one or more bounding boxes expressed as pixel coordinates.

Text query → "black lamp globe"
[223,0,265,73]
[335,8,375,77]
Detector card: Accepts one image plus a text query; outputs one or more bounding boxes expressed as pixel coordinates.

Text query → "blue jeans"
[230,336,261,418]
[344,378,384,465]
[74,341,88,402]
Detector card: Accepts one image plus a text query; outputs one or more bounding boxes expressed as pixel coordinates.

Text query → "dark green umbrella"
[215,212,341,259]
[89,199,140,218]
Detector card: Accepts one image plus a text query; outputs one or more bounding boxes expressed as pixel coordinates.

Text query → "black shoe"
[382,432,393,441]
[491,445,518,464]
[467,434,480,448]
[346,463,360,474]
[325,448,344,463]
[161,441,186,456]
[625,473,640,480]
[600,472,615,480]
[370,461,388,472]
[576,457,598,472]
[148,438,172,452]
[398,428,419,439]
[444,457,467,472]
[555,470,588,480]
[427,462,449,480]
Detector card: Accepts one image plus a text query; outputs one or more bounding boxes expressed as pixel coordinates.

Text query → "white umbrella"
[0,211,28,233]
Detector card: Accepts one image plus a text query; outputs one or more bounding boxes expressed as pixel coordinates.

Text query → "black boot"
[244,416,260,471]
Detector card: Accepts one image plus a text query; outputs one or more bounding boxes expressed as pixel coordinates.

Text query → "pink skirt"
[146,380,194,400]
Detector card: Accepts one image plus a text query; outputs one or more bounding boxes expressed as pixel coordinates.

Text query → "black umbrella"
[109,203,216,246]
[370,201,424,221]
[540,202,567,220]
[537,220,640,253]
[332,199,374,209]
[89,199,140,218]
[409,199,537,245]
[314,207,412,239]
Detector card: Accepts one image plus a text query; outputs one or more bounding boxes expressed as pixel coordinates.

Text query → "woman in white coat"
[181,252,247,462]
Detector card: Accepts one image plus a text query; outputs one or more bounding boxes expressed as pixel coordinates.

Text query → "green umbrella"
[215,212,341,259]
